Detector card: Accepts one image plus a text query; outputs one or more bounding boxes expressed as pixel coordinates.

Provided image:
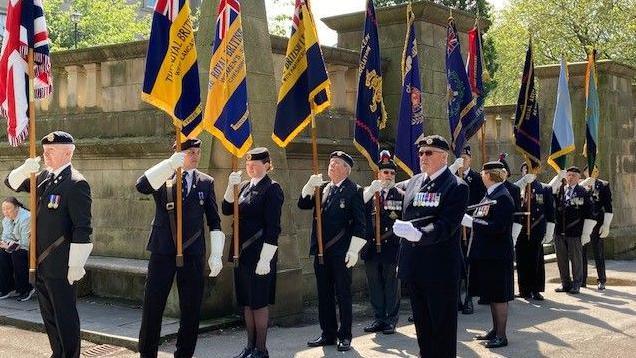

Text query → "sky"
[264,0,510,46]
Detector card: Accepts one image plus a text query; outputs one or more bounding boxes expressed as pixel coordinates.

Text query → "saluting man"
[299,151,366,352]
[5,131,93,358]
[360,150,403,335]
[392,134,469,357]
[580,167,613,290]
[136,138,224,358]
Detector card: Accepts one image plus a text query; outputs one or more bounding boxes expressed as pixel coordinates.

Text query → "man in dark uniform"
[360,150,403,335]
[299,151,366,352]
[514,163,556,300]
[553,166,596,294]
[580,167,613,290]
[6,131,93,358]
[456,145,485,314]
[136,138,224,358]
[392,135,469,357]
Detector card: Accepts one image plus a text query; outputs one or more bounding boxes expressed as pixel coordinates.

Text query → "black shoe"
[462,300,474,315]
[477,298,487,305]
[531,292,544,301]
[363,321,385,333]
[598,282,606,290]
[555,286,571,293]
[483,336,508,348]
[0,290,17,300]
[247,349,269,358]
[233,347,253,358]
[337,339,351,351]
[474,329,496,341]
[581,283,587,288]
[307,336,335,347]
[407,316,414,323]
[382,324,396,335]
[569,286,580,294]
[516,292,532,299]
[16,288,36,302]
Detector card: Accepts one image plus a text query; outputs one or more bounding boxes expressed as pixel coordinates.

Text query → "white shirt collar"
[250,174,266,187]
[428,165,448,181]
[487,182,503,195]
[51,163,72,178]
[463,167,470,176]
[331,177,346,187]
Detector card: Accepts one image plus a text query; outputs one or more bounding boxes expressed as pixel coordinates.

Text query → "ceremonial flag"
[583,49,600,176]
[0,0,52,146]
[447,16,478,158]
[394,3,423,177]
[466,23,488,139]
[513,39,541,171]
[203,0,252,157]
[272,0,331,147]
[353,0,386,170]
[142,0,203,139]
[547,58,575,172]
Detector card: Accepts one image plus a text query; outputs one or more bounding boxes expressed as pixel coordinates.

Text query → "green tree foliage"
[488,0,636,105]
[44,0,150,50]
[268,0,293,37]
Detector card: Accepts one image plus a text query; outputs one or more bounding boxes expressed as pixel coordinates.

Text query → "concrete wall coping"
[86,256,148,275]
[535,59,636,79]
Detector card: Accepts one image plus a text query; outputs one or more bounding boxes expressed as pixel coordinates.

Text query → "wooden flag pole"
[27,50,37,285]
[232,156,240,266]
[175,133,184,267]
[374,173,382,253]
[480,126,487,164]
[311,119,325,265]
[526,164,533,236]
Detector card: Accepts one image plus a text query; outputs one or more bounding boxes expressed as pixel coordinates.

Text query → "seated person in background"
[0,197,35,301]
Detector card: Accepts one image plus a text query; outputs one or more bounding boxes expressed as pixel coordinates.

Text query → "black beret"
[498,152,511,173]
[566,166,581,173]
[173,138,201,151]
[246,147,270,162]
[41,131,74,145]
[462,145,471,156]
[415,134,450,151]
[483,161,505,171]
[330,150,354,167]
[377,150,397,170]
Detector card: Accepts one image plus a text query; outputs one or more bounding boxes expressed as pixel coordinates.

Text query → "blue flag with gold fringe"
[142,0,203,138]
[514,39,541,171]
[446,16,478,158]
[203,0,252,158]
[394,3,423,177]
[584,49,600,176]
[547,58,575,172]
[354,0,386,171]
[272,0,331,147]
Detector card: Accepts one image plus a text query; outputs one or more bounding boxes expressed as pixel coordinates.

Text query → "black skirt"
[468,259,514,303]
[234,258,277,309]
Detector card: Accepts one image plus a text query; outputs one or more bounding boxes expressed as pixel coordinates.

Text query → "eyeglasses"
[381,170,396,175]
[418,150,444,157]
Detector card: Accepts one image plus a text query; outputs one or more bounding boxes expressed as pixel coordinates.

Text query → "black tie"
[43,172,55,191]
[182,172,189,197]
[421,177,431,189]
[324,185,335,207]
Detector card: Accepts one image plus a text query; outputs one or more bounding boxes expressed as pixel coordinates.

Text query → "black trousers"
[0,249,15,293]
[582,225,607,284]
[364,259,400,325]
[459,228,471,304]
[314,254,352,341]
[36,275,80,358]
[515,231,545,294]
[138,254,204,358]
[408,280,458,358]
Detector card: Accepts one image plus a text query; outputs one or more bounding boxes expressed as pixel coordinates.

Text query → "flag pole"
[27,49,37,285]
[526,159,532,236]
[311,118,325,265]
[232,156,240,266]
[175,132,184,267]
[374,178,381,253]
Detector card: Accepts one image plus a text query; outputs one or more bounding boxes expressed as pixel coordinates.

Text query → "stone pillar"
[65,65,86,109]
[83,63,101,109]
[327,64,349,110]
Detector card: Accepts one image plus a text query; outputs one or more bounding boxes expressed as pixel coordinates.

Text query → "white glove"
[208,230,225,277]
[600,213,613,238]
[579,177,595,189]
[224,171,243,203]
[512,223,522,246]
[67,243,94,285]
[8,157,41,190]
[581,219,597,246]
[344,236,366,268]
[144,152,186,190]
[302,174,327,198]
[549,170,567,194]
[515,174,536,189]
[392,220,422,242]
[543,222,555,244]
[448,157,464,174]
[255,243,278,275]
[461,214,473,228]
[363,180,383,203]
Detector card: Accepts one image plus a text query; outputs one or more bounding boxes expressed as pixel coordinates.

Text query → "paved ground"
[0,260,634,357]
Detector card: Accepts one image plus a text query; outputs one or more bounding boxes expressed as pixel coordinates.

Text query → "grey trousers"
[554,235,583,289]
[365,260,400,325]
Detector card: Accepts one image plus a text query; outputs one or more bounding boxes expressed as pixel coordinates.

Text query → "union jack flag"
[0,0,53,146]
[155,0,179,22]
[217,0,241,39]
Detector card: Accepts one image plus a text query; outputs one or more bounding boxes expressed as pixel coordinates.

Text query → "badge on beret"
[426,138,433,145]
[46,133,55,142]
[246,153,252,161]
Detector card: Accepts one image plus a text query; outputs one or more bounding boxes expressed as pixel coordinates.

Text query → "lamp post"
[70,11,81,49]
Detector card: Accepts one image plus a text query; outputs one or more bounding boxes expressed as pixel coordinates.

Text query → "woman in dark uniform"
[222,148,284,358]
[462,161,515,348]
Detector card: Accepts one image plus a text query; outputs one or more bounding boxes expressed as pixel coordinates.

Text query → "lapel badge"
[339,198,346,209]
[198,191,204,205]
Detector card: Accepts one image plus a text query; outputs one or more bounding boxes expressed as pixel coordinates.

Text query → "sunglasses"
[418,150,443,157]
[381,170,396,175]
